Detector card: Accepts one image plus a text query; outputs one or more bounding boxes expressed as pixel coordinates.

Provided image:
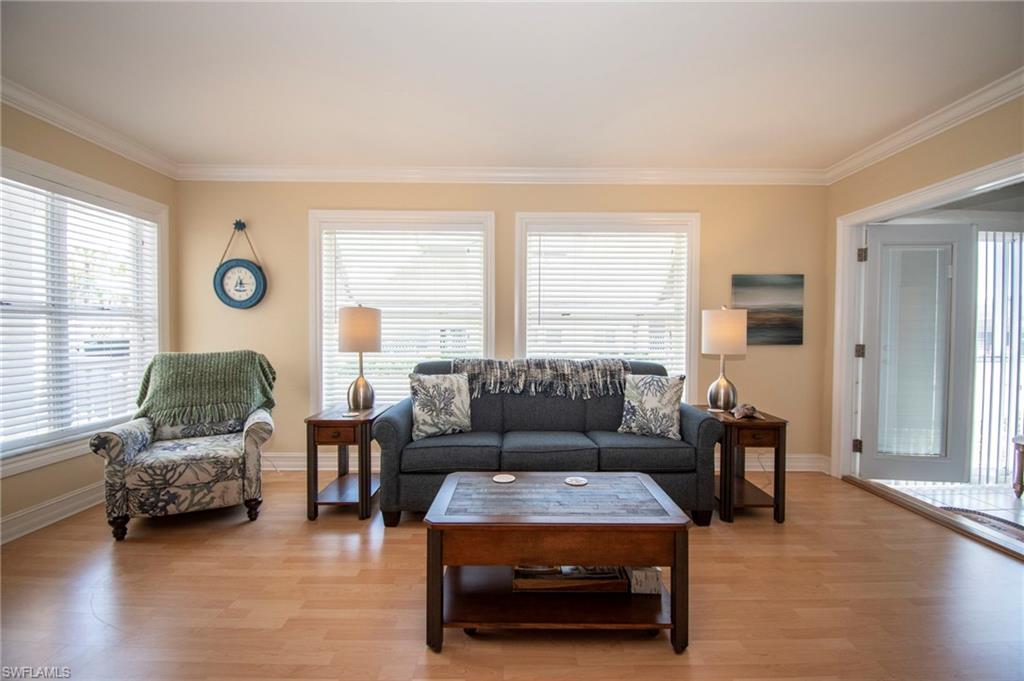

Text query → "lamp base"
[706,373,737,412]
[347,375,375,411]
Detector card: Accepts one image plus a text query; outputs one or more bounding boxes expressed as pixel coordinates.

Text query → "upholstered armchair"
[91,409,274,540]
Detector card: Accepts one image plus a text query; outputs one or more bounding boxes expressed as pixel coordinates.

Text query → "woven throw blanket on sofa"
[135,350,276,426]
[452,358,630,399]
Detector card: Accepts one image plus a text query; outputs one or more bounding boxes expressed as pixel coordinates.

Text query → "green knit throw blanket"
[135,350,276,426]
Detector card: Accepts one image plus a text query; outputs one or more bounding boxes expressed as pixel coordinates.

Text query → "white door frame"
[830,153,1024,478]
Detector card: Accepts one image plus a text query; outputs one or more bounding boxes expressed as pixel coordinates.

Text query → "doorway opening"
[841,173,1024,557]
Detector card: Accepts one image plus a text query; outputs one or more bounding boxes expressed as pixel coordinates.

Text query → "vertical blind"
[972,229,1023,483]
[320,225,488,405]
[522,227,690,377]
[0,177,160,456]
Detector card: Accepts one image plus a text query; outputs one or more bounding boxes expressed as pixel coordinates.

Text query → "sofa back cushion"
[412,359,668,434]
[502,394,586,432]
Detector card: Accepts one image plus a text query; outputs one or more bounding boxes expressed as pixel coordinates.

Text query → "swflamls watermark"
[1,667,71,679]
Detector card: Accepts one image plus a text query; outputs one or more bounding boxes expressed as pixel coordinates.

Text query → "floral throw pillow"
[409,373,472,441]
[618,374,686,440]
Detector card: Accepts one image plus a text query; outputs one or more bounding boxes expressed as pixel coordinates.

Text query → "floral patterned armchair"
[90,409,274,540]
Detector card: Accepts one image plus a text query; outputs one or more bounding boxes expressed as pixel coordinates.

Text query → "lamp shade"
[702,308,747,355]
[338,306,382,352]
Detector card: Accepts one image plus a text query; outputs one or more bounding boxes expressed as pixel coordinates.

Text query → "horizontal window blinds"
[1,177,159,455]
[523,227,690,378]
[320,225,488,405]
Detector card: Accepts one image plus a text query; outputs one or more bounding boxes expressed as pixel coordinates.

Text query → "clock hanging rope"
[213,219,268,309]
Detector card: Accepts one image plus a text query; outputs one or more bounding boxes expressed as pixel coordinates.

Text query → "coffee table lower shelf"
[443,566,671,630]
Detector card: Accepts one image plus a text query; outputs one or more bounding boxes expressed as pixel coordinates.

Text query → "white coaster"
[492,474,516,484]
[564,476,588,487]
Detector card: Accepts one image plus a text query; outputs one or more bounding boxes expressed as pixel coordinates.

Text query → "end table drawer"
[737,429,778,447]
[316,426,356,444]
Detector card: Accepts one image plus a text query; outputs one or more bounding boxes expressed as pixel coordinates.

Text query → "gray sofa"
[372,360,724,526]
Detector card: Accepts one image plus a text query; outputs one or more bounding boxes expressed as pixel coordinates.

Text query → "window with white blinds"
[316,212,493,406]
[0,176,161,456]
[517,213,699,383]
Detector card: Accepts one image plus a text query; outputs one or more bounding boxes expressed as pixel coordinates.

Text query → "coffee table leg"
[426,528,444,652]
[671,529,688,654]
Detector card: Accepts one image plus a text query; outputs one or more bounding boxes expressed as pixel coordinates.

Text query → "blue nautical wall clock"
[214,220,267,309]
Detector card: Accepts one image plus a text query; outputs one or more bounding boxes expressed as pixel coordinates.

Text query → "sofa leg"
[244,498,262,521]
[108,515,129,541]
[382,511,401,527]
[689,510,713,526]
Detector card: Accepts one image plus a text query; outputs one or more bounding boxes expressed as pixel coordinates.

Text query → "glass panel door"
[859,224,974,481]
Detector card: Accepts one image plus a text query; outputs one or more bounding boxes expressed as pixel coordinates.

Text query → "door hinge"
[852,438,863,453]
[854,343,865,358]
[857,247,868,262]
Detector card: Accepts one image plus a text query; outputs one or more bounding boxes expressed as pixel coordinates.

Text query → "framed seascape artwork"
[731,274,804,345]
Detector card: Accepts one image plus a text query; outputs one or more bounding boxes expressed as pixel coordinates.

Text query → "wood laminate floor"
[2,472,1022,681]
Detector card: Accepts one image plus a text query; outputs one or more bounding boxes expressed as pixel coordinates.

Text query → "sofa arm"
[242,409,274,501]
[244,408,275,448]
[90,418,153,465]
[680,403,723,451]
[373,398,413,513]
[680,404,724,510]
[90,417,153,520]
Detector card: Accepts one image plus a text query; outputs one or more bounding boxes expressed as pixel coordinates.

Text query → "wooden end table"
[424,472,690,654]
[695,406,787,523]
[304,404,390,520]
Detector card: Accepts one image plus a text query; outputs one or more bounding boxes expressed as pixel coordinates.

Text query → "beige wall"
[821,96,1024,458]
[1,104,177,516]
[177,182,828,454]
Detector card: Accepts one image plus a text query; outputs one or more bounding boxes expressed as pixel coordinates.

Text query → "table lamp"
[702,307,747,411]
[339,305,381,410]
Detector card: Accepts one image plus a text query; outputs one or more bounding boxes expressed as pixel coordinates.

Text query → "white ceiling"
[2,2,1022,179]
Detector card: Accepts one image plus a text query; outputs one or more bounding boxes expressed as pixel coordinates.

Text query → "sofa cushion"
[588,430,696,472]
[618,374,686,440]
[500,431,598,471]
[125,433,243,488]
[411,361,501,431]
[502,394,586,432]
[410,373,472,440]
[584,394,626,432]
[401,432,501,473]
[584,362,668,431]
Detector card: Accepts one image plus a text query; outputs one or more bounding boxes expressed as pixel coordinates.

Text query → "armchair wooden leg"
[244,498,262,521]
[108,516,129,541]
[382,511,401,527]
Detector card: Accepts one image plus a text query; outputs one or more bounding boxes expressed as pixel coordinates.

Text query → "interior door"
[858,224,975,481]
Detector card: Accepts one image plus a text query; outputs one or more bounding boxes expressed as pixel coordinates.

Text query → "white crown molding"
[1,78,179,178]
[176,164,828,185]
[0,481,103,544]
[825,66,1024,184]
[4,68,1022,186]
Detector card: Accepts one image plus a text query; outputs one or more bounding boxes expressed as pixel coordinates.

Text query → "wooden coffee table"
[424,472,691,653]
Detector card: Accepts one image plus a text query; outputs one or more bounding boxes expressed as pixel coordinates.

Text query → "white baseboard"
[264,451,830,474]
[1,480,104,544]
[262,451,381,472]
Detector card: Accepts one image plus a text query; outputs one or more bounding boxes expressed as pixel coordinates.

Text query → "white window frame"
[308,210,495,411]
[514,212,701,401]
[0,148,170,477]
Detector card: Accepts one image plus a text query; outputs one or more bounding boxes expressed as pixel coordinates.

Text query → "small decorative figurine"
[731,403,761,419]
